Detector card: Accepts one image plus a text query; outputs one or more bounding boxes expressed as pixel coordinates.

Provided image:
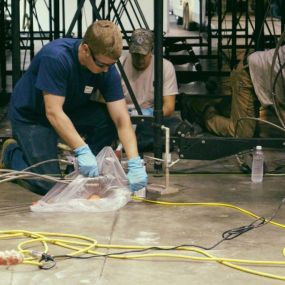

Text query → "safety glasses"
[88,47,116,68]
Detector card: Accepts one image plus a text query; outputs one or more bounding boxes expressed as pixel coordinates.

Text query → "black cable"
[39,253,56,270]
[47,198,285,268]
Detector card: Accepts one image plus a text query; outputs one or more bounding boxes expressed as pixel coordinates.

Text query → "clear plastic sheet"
[30,147,130,212]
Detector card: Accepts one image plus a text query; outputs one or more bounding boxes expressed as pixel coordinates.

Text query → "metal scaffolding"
[1,0,285,163]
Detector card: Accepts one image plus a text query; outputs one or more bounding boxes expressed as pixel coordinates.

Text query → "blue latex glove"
[128,107,153,116]
[127,156,148,192]
[141,108,154,116]
[74,144,99,177]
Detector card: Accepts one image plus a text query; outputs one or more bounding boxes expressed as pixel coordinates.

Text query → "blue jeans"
[6,102,116,195]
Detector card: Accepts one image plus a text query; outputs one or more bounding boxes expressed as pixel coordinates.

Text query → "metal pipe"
[245,0,249,48]
[11,0,21,87]
[49,0,53,40]
[65,0,85,37]
[106,0,129,41]
[281,0,285,33]
[101,0,105,19]
[255,0,265,51]
[161,126,170,189]
[77,0,82,38]
[231,0,237,68]
[62,0,65,36]
[116,60,143,115]
[0,0,7,93]
[128,0,143,28]
[133,0,149,29]
[29,0,34,59]
[119,0,135,30]
[153,0,163,171]
[54,0,60,39]
[112,0,124,23]
[207,0,212,56]
[217,0,222,69]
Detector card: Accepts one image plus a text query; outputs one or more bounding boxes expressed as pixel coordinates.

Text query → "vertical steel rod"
[153,0,163,171]
[11,0,21,87]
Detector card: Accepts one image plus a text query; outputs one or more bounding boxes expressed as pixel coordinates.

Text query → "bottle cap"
[256,145,262,150]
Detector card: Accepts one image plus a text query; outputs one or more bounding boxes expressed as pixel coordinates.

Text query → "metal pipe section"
[128,0,143,28]
[107,0,129,41]
[62,0,66,36]
[11,0,21,87]
[0,0,7,93]
[207,0,212,56]
[133,0,149,29]
[101,0,106,19]
[112,0,123,22]
[161,126,170,189]
[65,0,85,37]
[231,0,237,68]
[153,0,163,171]
[245,0,249,48]
[217,0,222,69]
[54,0,60,39]
[281,0,285,33]
[49,0,53,41]
[255,0,265,51]
[116,61,143,115]
[118,0,135,30]
[29,0,34,59]
[77,0,82,38]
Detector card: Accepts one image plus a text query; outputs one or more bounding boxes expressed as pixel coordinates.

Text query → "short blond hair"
[83,20,122,60]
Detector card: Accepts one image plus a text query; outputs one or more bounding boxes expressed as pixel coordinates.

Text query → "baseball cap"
[129,29,154,55]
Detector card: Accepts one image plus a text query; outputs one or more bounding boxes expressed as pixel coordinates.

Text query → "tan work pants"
[206,63,257,137]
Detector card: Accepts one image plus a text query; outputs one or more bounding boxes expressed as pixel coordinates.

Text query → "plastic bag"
[30,147,131,212]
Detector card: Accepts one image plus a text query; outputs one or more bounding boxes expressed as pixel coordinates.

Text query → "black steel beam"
[77,0,82,38]
[54,0,60,39]
[49,0,53,41]
[176,70,230,83]
[230,0,237,68]
[65,0,85,37]
[217,0,222,69]
[153,0,163,171]
[29,0,35,59]
[175,137,285,160]
[255,0,265,51]
[11,0,21,87]
[0,0,6,93]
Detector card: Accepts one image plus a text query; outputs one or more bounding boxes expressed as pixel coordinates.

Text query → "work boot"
[0,138,17,169]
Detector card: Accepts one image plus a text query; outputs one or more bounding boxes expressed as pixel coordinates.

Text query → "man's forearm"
[117,124,139,159]
[47,111,85,150]
[163,95,176,117]
[107,99,140,159]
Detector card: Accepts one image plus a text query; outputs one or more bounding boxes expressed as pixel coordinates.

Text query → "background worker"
[120,28,182,151]
[186,46,285,138]
[1,20,147,195]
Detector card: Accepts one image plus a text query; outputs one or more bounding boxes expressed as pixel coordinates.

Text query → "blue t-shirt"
[9,38,124,124]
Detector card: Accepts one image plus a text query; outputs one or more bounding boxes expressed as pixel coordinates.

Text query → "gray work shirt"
[248,46,285,107]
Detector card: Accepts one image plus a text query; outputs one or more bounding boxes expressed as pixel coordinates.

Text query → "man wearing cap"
[120,28,180,151]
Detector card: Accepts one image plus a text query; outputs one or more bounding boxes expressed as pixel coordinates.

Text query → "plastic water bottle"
[251,146,264,183]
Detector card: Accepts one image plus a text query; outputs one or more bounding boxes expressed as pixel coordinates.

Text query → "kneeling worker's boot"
[0,138,17,169]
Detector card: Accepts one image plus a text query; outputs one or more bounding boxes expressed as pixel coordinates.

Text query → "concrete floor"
[1,12,285,285]
[1,153,285,285]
